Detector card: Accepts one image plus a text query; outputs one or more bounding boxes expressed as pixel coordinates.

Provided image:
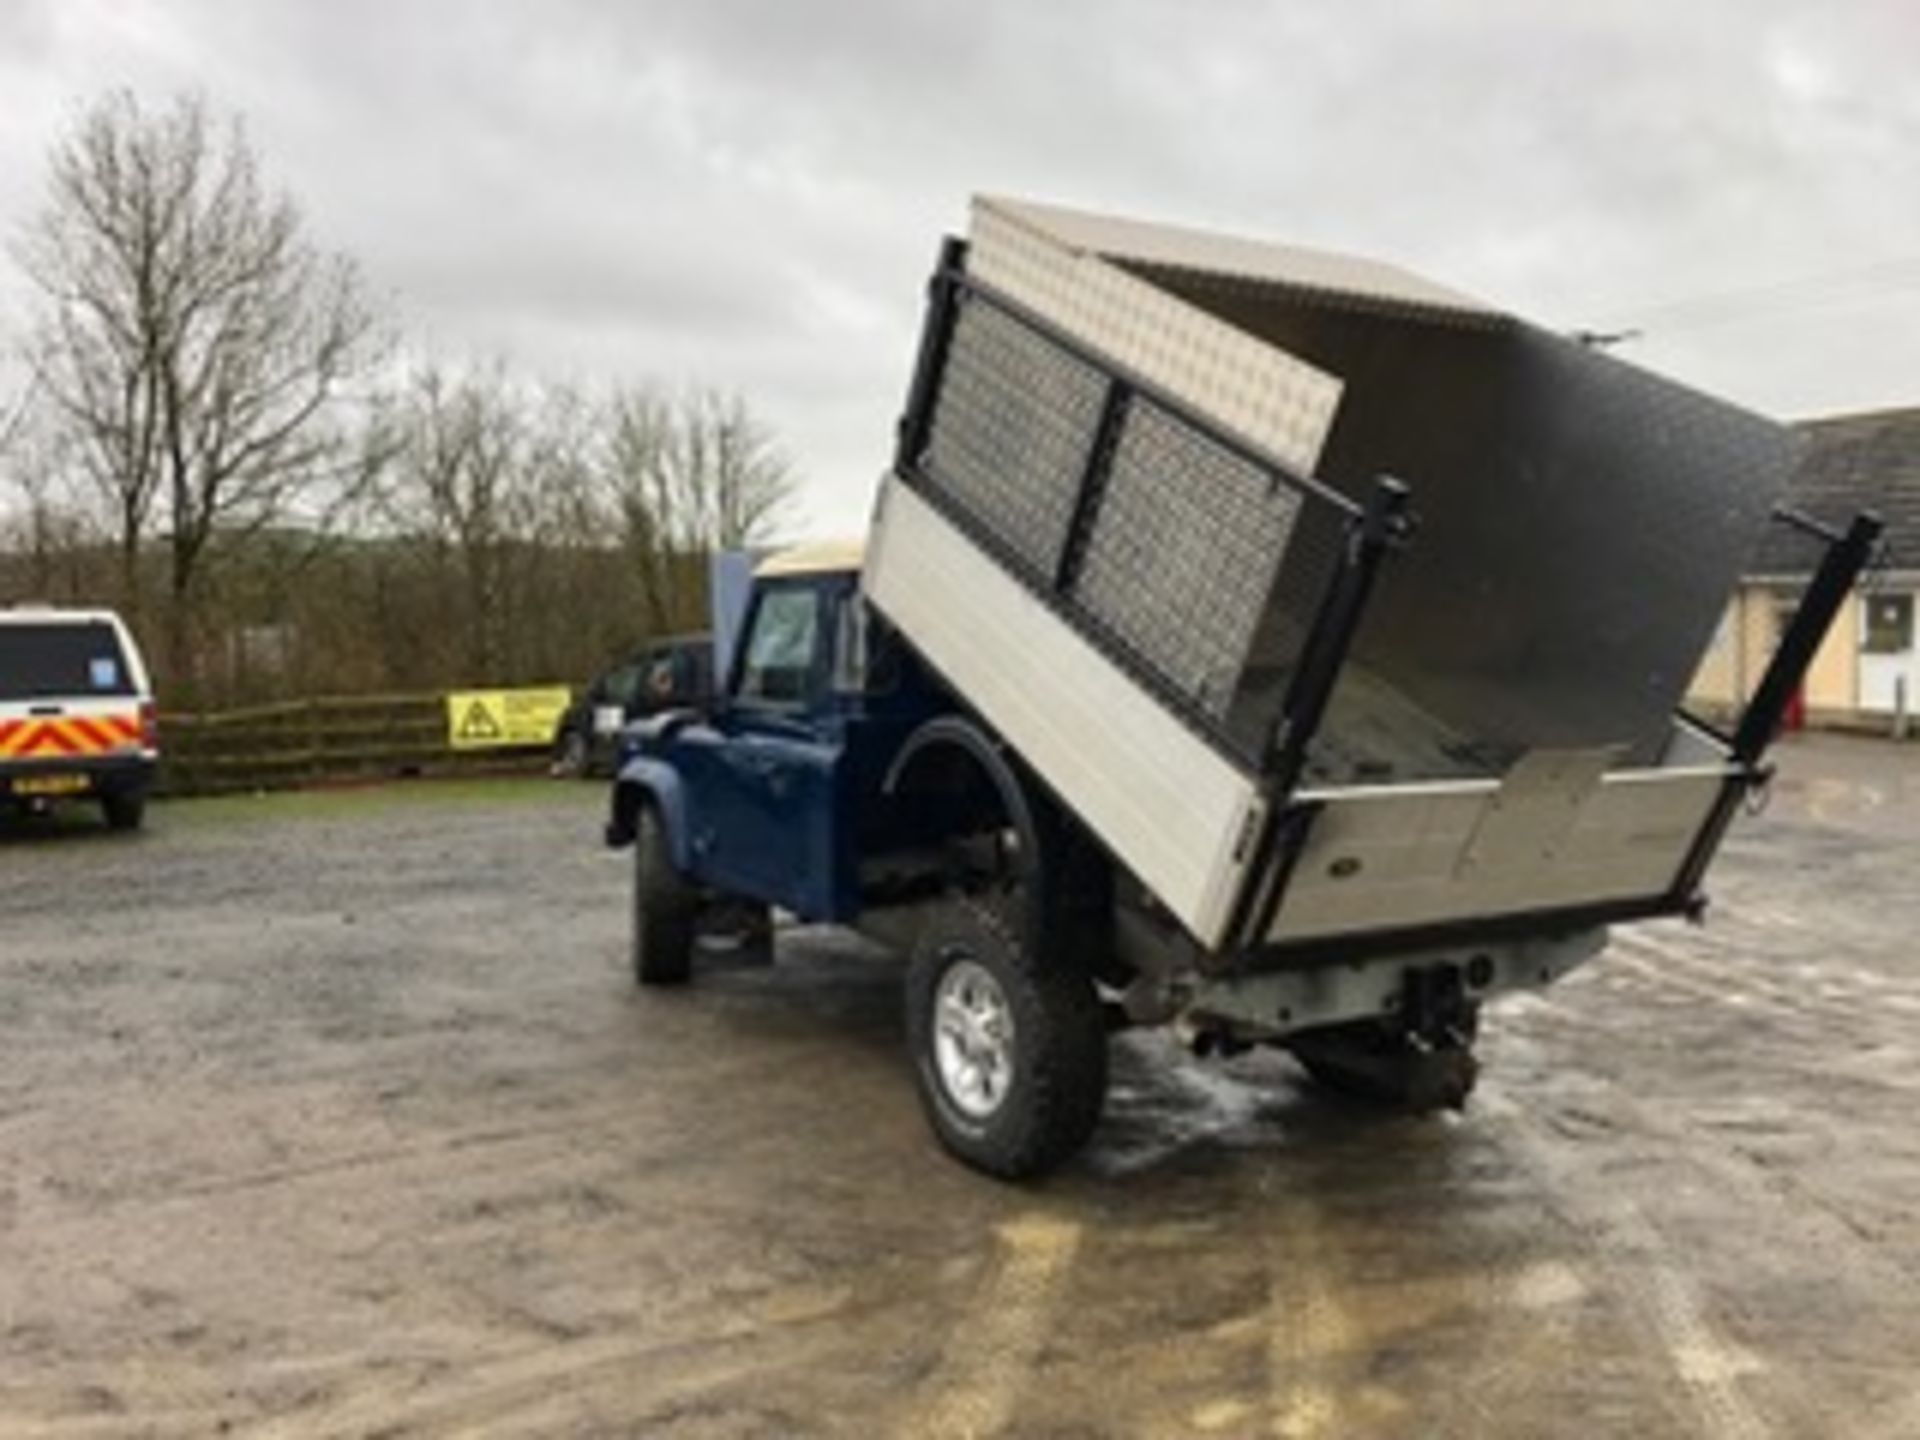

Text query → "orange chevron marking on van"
[0,713,143,760]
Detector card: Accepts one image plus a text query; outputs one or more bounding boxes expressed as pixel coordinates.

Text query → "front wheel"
[632,807,698,986]
[905,902,1107,1180]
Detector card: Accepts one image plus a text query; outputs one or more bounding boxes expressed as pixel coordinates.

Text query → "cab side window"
[736,588,820,705]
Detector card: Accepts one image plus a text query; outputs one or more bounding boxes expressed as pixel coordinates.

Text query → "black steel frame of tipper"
[1733,508,1883,765]
[893,237,1364,525]
[890,234,1369,771]
[1669,506,1883,907]
[893,236,971,479]
[891,236,1413,958]
[1223,478,1414,953]
[1241,504,1884,964]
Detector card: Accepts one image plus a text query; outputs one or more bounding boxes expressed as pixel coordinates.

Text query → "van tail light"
[139,700,159,752]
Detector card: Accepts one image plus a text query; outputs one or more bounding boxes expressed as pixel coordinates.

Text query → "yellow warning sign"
[446,687,572,751]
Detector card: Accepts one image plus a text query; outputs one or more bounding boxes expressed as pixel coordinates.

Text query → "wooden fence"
[157,692,559,796]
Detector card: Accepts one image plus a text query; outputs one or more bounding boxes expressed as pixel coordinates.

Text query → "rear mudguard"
[884,715,1111,961]
[883,715,1043,875]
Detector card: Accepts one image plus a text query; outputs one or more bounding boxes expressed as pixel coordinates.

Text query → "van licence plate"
[12,774,90,797]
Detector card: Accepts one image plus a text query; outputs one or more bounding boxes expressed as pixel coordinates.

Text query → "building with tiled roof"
[1755,409,1920,577]
[1692,406,1920,726]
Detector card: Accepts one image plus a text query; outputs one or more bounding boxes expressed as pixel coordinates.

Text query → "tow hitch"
[1286,963,1481,1112]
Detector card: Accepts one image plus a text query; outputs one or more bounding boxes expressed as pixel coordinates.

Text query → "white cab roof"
[755,537,866,579]
[0,605,130,627]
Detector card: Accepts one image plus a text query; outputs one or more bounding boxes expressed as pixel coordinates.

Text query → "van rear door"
[0,619,149,764]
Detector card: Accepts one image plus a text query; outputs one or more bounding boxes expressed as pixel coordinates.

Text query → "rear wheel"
[905,900,1107,1180]
[632,807,698,986]
[101,791,145,832]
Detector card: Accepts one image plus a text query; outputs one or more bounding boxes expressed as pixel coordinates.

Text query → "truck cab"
[609,538,1126,1180]
[608,540,953,929]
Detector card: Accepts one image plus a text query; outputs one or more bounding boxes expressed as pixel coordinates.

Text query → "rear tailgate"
[0,620,151,771]
[1260,745,1736,951]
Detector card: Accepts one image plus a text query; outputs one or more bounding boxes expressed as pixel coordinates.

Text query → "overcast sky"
[2,0,1917,535]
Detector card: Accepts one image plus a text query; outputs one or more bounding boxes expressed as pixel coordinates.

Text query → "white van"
[0,607,158,830]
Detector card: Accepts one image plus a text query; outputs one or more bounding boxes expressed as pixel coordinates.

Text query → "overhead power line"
[1589,252,1920,340]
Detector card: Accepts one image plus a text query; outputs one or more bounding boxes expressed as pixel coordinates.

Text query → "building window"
[1863,594,1914,655]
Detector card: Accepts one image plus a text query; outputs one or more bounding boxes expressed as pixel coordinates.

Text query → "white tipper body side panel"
[1267,762,1729,943]
[864,477,1263,949]
[968,198,1342,478]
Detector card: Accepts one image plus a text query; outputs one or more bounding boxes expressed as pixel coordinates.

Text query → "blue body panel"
[707,549,757,687]
[613,568,950,924]
[666,716,843,917]
[614,753,694,870]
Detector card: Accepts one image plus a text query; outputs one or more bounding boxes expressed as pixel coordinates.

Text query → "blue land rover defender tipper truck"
[606,197,1876,1180]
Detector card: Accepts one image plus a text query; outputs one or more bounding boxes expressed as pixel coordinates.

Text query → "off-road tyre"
[101,791,145,832]
[632,806,698,986]
[905,899,1108,1180]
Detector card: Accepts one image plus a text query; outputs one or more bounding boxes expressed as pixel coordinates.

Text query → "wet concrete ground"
[1,734,1918,1438]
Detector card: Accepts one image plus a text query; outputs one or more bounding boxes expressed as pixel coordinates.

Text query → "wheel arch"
[608,757,692,870]
[883,714,1044,885]
[883,715,1112,961]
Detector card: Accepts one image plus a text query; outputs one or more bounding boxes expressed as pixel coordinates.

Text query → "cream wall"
[1686,589,1860,713]
[1804,591,1860,712]
[1689,605,1740,707]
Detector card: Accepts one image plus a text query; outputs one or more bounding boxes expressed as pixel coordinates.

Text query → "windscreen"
[0,622,136,701]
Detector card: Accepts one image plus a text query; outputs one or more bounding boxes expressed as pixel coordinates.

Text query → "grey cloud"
[3,0,1918,531]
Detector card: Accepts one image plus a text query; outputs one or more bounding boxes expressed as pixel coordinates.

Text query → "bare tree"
[0,371,30,459]
[601,385,796,631]
[601,386,677,630]
[378,364,532,680]
[0,400,96,602]
[14,90,381,696]
[672,388,797,550]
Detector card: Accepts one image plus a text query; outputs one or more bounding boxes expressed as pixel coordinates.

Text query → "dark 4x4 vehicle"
[552,636,712,778]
